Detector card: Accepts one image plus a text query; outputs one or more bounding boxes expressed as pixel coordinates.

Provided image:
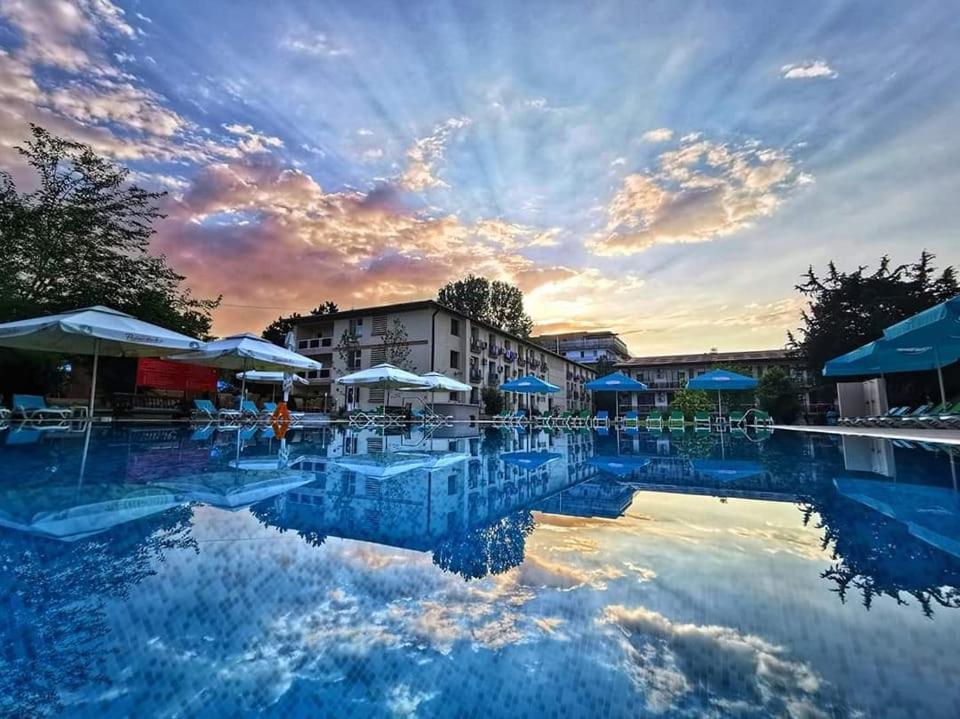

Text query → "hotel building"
[615,349,809,414]
[531,330,631,365]
[292,300,595,416]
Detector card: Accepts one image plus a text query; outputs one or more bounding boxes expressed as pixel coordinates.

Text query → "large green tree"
[756,367,802,424]
[261,301,339,346]
[788,251,958,381]
[437,275,534,337]
[0,125,219,336]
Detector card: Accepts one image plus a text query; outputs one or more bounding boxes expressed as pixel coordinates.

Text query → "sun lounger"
[728,410,745,429]
[694,411,711,430]
[623,410,639,429]
[239,400,262,419]
[880,404,932,427]
[594,410,610,428]
[12,394,74,421]
[920,401,960,427]
[667,411,685,430]
[193,398,242,422]
[845,406,907,426]
[645,412,663,429]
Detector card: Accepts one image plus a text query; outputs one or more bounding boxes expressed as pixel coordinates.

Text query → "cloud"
[0,0,132,71]
[780,60,837,80]
[399,116,471,192]
[588,133,807,255]
[223,123,284,154]
[151,155,580,333]
[601,605,846,716]
[640,128,674,143]
[280,31,348,57]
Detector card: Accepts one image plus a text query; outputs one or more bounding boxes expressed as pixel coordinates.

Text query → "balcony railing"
[469,368,483,382]
[470,338,487,353]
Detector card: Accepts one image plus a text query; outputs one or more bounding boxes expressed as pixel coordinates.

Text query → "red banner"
[136,358,218,392]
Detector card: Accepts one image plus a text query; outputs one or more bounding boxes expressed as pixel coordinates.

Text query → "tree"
[380,317,412,370]
[334,328,360,374]
[261,301,339,346]
[669,388,714,418]
[593,355,616,377]
[437,275,534,337]
[0,125,219,336]
[788,252,958,381]
[756,367,802,423]
[481,386,505,416]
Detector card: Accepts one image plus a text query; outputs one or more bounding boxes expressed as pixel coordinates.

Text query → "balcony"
[489,345,502,357]
[487,373,499,384]
[470,338,487,353]
[297,337,333,353]
[504,350,517,363]
[469,368,483,382]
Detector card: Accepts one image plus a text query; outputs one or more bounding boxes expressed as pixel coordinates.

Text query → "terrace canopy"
[398,371,472,412]
[686,369,758,421]
[584,371,648,419]
[0,305,203,415]
[500,451,562,471]
[823,295,960,405]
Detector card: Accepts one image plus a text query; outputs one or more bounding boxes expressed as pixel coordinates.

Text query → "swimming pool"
[2,422,959,717]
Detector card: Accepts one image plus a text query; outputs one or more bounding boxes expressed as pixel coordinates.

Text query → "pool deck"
[774,424,960,446]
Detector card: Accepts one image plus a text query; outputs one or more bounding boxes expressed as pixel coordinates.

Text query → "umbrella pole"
[88,339,100,417]
[717,390,723,430]
[936,348,947,407]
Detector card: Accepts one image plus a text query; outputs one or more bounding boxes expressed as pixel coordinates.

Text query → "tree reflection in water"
[432,510,536,580]
[250,495,328,548]
[0,506,197,718]
[801,494,960,617]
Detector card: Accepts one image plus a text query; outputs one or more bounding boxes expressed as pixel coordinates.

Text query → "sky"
[0,0,958,354]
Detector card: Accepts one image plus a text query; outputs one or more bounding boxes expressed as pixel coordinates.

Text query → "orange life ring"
[271,402,292,438]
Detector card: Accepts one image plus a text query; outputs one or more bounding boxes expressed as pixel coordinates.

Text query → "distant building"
[531,330,630,365]
[616,349,809,413]
[292,300,595,415]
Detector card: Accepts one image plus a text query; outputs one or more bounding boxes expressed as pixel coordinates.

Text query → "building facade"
[615,349,809,413]
[292,300,594,415]
[531,330,630,365]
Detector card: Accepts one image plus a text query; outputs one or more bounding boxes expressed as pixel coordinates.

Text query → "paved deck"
[774,424,960,446]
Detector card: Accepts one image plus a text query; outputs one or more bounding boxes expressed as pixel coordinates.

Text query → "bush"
[757,367,802,424]
[669,388,714,419]
[481,386,504,416]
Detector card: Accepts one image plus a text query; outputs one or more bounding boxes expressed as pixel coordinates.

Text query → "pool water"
[2,422,960,718]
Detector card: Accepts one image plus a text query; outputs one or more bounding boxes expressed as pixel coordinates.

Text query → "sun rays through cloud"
[1,0,958,352]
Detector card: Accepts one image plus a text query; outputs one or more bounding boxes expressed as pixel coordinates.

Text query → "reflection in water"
[1,422,960,716]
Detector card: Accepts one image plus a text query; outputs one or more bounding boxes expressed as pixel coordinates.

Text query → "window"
[447,475,458,495]
[348,349,361,369]
[450,318,460,336]
[449,391,458,402]
[370,345,386,364]
[369,388,385,404]
[450,350,460,369]
[371,315,388,335]
[349,318,363,336]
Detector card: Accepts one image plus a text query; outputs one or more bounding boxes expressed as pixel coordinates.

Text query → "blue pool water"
[2,422,960,718]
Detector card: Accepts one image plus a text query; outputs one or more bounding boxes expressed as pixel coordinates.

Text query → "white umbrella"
[398,371,471,413]
[0,305,203,415]
[236,371,309,385]
[169,333,322,399]
[336,363,430,414]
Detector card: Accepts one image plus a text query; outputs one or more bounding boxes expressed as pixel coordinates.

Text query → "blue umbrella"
[500,451,561,471]
[824,295,960,404]
[691,459,764,482]
[500,375,561,393]
[686,369,757,421]
[587,455,651,477]
[500,374,560,414]
[585,372,649,419]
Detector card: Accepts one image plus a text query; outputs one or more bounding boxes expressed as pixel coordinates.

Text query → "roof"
[293,299,595,371]
[531,330,620,340]
[617,348,794,368]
